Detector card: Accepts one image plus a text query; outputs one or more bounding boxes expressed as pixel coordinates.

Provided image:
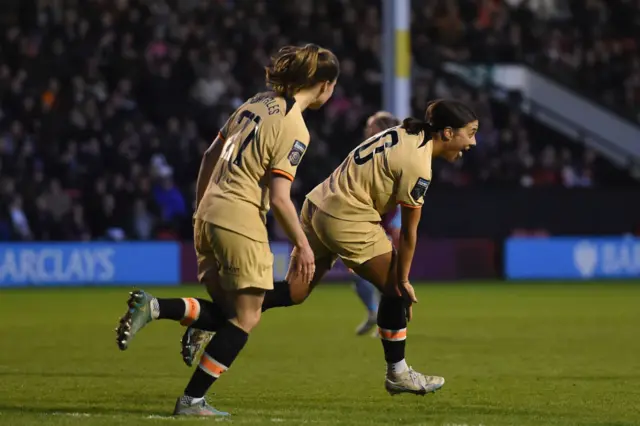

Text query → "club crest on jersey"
[410,177,430,200]
[288,140,307,166]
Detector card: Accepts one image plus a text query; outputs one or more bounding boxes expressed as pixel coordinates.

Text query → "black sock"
[155,298,185,321]
[153,298,227,331]
[184,321,249,398]
[261,280,293,312]
[377,296,407,364]
[190,300,228,331]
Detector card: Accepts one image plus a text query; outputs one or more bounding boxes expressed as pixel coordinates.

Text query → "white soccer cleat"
[385,368,445,396]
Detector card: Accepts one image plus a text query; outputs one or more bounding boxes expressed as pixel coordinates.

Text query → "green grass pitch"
[1,282,639,426]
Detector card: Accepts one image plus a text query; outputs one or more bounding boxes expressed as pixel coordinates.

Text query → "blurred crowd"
[412,0,640,121]
[0,0,636,242]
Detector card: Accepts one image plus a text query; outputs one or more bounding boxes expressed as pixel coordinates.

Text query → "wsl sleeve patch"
[288,140,307,166]
[410,177,430,201]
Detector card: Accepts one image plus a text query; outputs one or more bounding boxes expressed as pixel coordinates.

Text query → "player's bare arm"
[396,205,420,321]
[270,175,315,285]
[195,134,224,209]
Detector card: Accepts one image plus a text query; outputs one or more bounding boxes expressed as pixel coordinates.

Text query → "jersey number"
[354,129,399,165]
[221,110,262,167]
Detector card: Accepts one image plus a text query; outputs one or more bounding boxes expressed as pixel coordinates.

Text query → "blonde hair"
[368,111,400,130]
[265,44,339,97]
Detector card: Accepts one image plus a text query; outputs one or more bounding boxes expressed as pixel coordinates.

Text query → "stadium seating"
[0,0,637,241]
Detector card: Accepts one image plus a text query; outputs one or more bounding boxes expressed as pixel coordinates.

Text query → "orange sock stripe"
[378,327,407,341]
[180,298,201,326]
[199,353,227,378]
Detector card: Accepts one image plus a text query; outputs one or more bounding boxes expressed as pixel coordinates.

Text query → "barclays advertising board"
[0,242,180,287]
[505,237,640,280]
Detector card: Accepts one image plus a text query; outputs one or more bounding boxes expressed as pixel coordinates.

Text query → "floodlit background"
[0,1,639,425]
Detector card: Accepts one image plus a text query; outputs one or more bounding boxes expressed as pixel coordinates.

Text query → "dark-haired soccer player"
[282,99,477,395]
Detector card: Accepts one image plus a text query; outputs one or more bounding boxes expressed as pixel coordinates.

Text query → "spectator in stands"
[62,204,91,241]
[9,196,31,241]
[42,180,71,224]
[97,194,127,241]
[152,169,187,226]
[131,198,155,240]
[30,195,55,241]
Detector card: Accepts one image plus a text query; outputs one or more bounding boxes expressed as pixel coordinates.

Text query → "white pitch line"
[50,412,93,417]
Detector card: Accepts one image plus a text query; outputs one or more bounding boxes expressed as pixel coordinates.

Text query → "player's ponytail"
[265,44,340,97]
[402,99,477,137]
[401,117,432,135]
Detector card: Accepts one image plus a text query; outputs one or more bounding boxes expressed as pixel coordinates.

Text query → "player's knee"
[289,286,310,305]
[287,275,312,305]
[233,307,262,333]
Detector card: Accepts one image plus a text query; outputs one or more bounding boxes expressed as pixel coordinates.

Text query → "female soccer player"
[284,99,478,395]
[115,44,339,417]
[353,112,401,336]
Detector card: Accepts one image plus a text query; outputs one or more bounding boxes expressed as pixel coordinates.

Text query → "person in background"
[131,198,156,240]
[9,196,32,240]
[353,111,402,336]
[152,166,187,230]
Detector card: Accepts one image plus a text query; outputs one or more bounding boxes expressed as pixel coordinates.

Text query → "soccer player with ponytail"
[114,44,339,417]
[283,99,479,395]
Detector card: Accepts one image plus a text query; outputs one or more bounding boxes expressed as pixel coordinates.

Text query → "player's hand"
[405,304,413,322]
[294,243,316,285]
[398,280,418,322]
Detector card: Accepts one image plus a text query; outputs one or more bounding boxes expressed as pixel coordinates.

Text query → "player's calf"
[151,296,228,330]
[377,296,407,371]
[261,280,295,311]
[177,320,249,416]
[176,289,262,414]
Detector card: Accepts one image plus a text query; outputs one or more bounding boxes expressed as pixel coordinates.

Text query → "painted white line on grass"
[145,415,213,421]
[50,412,218,421]
[442,423,486,426]
[50,412,92,417]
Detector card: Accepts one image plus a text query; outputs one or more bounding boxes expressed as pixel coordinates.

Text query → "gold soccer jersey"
[307,126,432,222]
[196,92,310,242]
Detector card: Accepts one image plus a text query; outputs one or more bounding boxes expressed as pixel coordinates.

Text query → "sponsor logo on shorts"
[221,264,240,274]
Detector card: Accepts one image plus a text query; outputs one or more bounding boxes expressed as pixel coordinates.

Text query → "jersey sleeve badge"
[288,140,307,166]
[410,177,430,200]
